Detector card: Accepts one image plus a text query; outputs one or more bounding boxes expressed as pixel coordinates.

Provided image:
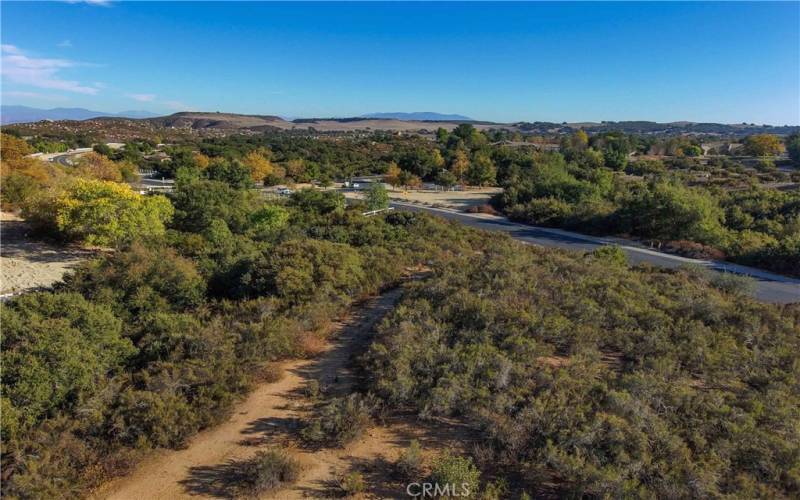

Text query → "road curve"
[389,201,800,305]
[47,148,93,166]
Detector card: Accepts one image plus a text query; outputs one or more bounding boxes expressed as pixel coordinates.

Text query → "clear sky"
[1,1,798,124]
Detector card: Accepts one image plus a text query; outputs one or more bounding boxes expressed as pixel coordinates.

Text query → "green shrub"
[248,204,289,236]
[429,453,480,500]
[63,243,206,312]
[339,471,367,496]
[365,182,390,210]
[302,394,376,446]
[512,197,571,225]
[239,449,301,495]
[709,271,757,297]
[232,238,365,303]
[290,188,345,214]
[299,419,325,443]
[396,439,424,478]
[481,479,508,500]
[1,292,135,437]
[0,170,40,207]
[365,240,800,497]
[304,379,321,399]
[679,265,757,297]
[590,245,627,266]
[106,388,199,448]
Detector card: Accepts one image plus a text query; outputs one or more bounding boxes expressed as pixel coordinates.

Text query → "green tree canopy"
[365,183,389,211]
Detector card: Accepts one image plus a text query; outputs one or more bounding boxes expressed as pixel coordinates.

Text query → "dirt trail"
[96,287,470,499]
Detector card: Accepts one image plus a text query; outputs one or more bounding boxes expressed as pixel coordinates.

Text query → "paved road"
[45,148,93,166]
[52,153,75,166]
[135,172,174,190]
[389,201,800,304]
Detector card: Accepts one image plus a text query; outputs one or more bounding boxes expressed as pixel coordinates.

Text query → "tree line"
[493,131,800,276]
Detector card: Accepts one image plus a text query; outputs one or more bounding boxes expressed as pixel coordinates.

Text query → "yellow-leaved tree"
[0,133,33,160]
[0,134,74,210]
[743,134,784,157]
[384,161,402,188]
[285,158,306,182]
[193,152,211,170]
[77,152,123,182]
[242,148,273,183]
[28,179,174,247]
[450,149,469,183]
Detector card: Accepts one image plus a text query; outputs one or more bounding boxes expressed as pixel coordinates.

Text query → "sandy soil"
[345,186,501,212]
[388,187,502,211]
[95,286,472,500]
[0,212,90,297]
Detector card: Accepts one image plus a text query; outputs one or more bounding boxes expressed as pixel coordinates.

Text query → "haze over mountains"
[361,112,473,121]
[0,105,160,125]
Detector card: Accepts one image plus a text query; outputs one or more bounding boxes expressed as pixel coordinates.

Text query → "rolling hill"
[3,110,798,139]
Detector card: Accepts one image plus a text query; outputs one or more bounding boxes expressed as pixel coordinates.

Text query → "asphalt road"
[136,174,174,190]
[47,148,93,166]
[52,154,74,166]
[389,201,800,304]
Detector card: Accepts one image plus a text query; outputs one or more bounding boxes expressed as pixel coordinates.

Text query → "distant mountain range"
[361,112,474,121]
[4,109,798,138]
[0,105,161,125]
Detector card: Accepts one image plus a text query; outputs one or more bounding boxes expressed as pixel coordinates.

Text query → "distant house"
[145,151,170,162]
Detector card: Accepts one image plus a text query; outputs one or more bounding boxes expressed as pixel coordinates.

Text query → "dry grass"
[258,362,285,384]
[465,203,501,215]
[298,331,328,358]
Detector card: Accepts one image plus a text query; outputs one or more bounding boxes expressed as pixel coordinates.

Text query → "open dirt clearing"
[96,286,472,499]
[0,212,90,297]
[345,186,502,211]
[389,187,501,211]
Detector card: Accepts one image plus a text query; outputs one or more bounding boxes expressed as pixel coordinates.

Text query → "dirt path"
[95,287,469,499]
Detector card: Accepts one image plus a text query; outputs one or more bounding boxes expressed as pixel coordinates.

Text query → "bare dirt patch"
[390,187,502,211]
[1,212,91,296]
[345,186,502,212]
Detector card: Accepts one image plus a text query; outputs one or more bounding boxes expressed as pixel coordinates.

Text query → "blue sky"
[2,1,799,124]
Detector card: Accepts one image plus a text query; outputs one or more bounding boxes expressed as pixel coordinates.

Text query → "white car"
[277,188,294,195]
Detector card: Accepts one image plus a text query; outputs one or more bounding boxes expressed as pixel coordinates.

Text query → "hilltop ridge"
[3,110,798,140]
